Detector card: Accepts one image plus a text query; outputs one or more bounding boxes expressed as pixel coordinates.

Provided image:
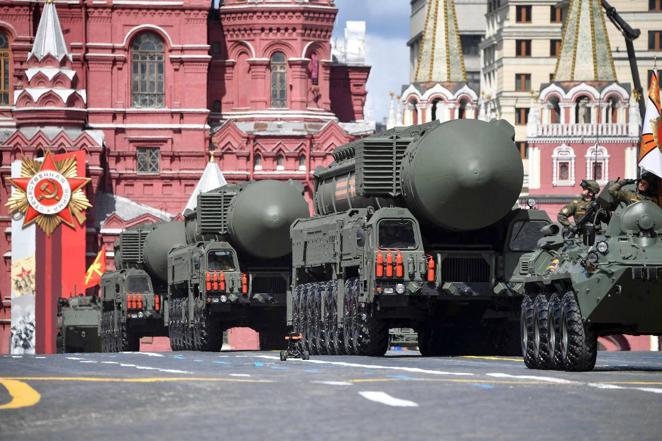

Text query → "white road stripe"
[79,360,98,364]
[66,357,83,360]
[313,381,353,386]
[245,355,474,377]
[119,363,137,368]
[121,352,164,357]
[486,373,576,384]
[587,383,625,390]
[229,374,251,377]
[158,368,191,374]
[359,391,419,407]
[101,361,120,365]
[635,387,662,394]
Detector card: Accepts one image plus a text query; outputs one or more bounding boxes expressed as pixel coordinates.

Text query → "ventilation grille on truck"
[441,256,491,283]
[197,190,235,235]
[120,230,149,264]
[251,276,288,295]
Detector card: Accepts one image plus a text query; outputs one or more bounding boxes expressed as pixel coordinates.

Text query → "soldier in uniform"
[607,172,660,206]
[557,179,600,228]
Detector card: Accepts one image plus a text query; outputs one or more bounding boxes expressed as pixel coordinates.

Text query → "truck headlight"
[395,283,405,294]
[596,241,609,255]
[587,252,599,264]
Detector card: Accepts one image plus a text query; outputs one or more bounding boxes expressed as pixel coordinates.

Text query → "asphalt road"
[1,350,661,441]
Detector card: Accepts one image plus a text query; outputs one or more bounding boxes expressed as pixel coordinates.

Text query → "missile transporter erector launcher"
[518,186,662,371]
[100,221,185,352]
[167,180,310,351]
[290,120,551,356]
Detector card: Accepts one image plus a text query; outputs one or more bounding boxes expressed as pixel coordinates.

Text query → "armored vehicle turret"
[100,221,185,352]
[518,185,662,371]
[290,120,551,356]
[57,295,102,353]
[168,180,309,351]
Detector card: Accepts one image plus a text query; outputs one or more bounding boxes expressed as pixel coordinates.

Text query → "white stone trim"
[122,24,174,48]
[552,144,576,187]
[88,123,210,129]
[221,110,337,121]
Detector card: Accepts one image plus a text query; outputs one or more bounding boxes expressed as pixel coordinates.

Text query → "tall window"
[136,147,160,174]
[254,154,263,170]
[515,107,529,125]
[548,96,561,123]
[458,99,468,119]
[575,96,591,123]
[552,145,576,186]
[516,6,532,23]
[605,97,620,123]
[298,154,306,171]
[650,0,662,12]
[270,52,287,108]
[132,33,164,108]
[516,141,528,159]
[0,31,10,106]
[550,5,563,23]
[649,31,662,51]
[516,39,531,57]
[550,39,561,57]
[515,73,531,91]
[586,146,609,183]
[276,154,285,171]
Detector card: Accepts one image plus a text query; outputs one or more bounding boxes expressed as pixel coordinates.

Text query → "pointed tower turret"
[554,0,616,82]
[398,0,477,126]
[525,0,639,218]
[13,0,87,127]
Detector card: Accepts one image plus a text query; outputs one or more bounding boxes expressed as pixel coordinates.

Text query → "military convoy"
[288,119,551,356]
[517,184,662,371]
[94,180,308,352]
[57,295,102,353]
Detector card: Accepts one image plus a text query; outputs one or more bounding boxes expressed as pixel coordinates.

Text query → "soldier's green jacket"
[607,182,660,206]
[557,198,592,227]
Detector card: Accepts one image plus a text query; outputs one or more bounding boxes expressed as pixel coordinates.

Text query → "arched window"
[276,154,285,171]
[548,96,561,124]
[575,96,591,124]
[131,33,165,108]
[585,145,610,183]
[254,153,263,170]
[605,96,620,123]
[298,154,306,171]
[431,98,442,121]
[552,144,576,186]
[309,52,319,86]
[409,99,419,125]
[458,99,468,119]
[0,31,10,106]
[270,52,287,108]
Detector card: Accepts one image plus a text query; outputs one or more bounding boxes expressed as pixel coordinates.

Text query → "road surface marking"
[246,355,474,377]
[66,357,83,360]
[359,391,418,407]
[121,352,164,357]
[462,356,523,362]
[486,373,576,384]
[588,383,625,390]
[635,387,662,394]
[101,361,120,365]
[229,374,251,377]
[0,380,41,410]
[313,381,353,386]
[79,360,98,364]
[0,376,272,384]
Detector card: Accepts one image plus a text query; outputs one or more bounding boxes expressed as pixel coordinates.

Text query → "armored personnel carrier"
[289,119,551,356]
[168,180,309,351]
[518,184,662,371]
[100,221,185,352]
[57,295,102,353]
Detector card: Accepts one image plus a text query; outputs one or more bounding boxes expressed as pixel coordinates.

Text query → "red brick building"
[0,0,372,352]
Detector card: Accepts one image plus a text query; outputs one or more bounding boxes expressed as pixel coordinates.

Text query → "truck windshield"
[510,221,548,252]
[207,250,236,271]
[379,220,417,249]
[127,276,150,293]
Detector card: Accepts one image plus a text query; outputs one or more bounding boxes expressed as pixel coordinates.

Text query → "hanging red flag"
[84,248,106,289]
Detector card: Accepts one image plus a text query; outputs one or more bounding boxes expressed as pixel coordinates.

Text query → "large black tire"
[343,279,359,355]
[100,311,109,352]
[199,306,222,352]
[418,324,446,356]
[327,281,344,355]
[123,325,140,352]
[259,329,287,351]
[547,293,563,369]
[356,303,388,356]
[168,298,181,351]
[521,295,540,369]
[533,294,553,369]
[559,292,597,371]
[301,284,313,354]
[313,283,326,355]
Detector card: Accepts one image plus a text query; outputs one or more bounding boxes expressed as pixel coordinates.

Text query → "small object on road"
[280,332,310,361]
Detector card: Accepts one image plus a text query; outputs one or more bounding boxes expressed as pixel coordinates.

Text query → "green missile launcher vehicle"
[289,119,551,357]
[57,295,102,353]
[167,180,310,351]
[100,221,185,352]
[517,184,662,371]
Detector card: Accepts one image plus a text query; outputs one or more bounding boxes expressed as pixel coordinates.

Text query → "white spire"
[184,155,228,213]
[29,0,70,62]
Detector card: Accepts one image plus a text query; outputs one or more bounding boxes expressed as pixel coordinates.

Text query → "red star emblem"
[18,267,32,279]
[7,152,90,228]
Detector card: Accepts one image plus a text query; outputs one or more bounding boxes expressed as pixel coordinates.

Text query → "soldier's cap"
[580,179,600,193]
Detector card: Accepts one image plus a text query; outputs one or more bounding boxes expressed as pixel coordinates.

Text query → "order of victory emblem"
[5,152,91,235]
